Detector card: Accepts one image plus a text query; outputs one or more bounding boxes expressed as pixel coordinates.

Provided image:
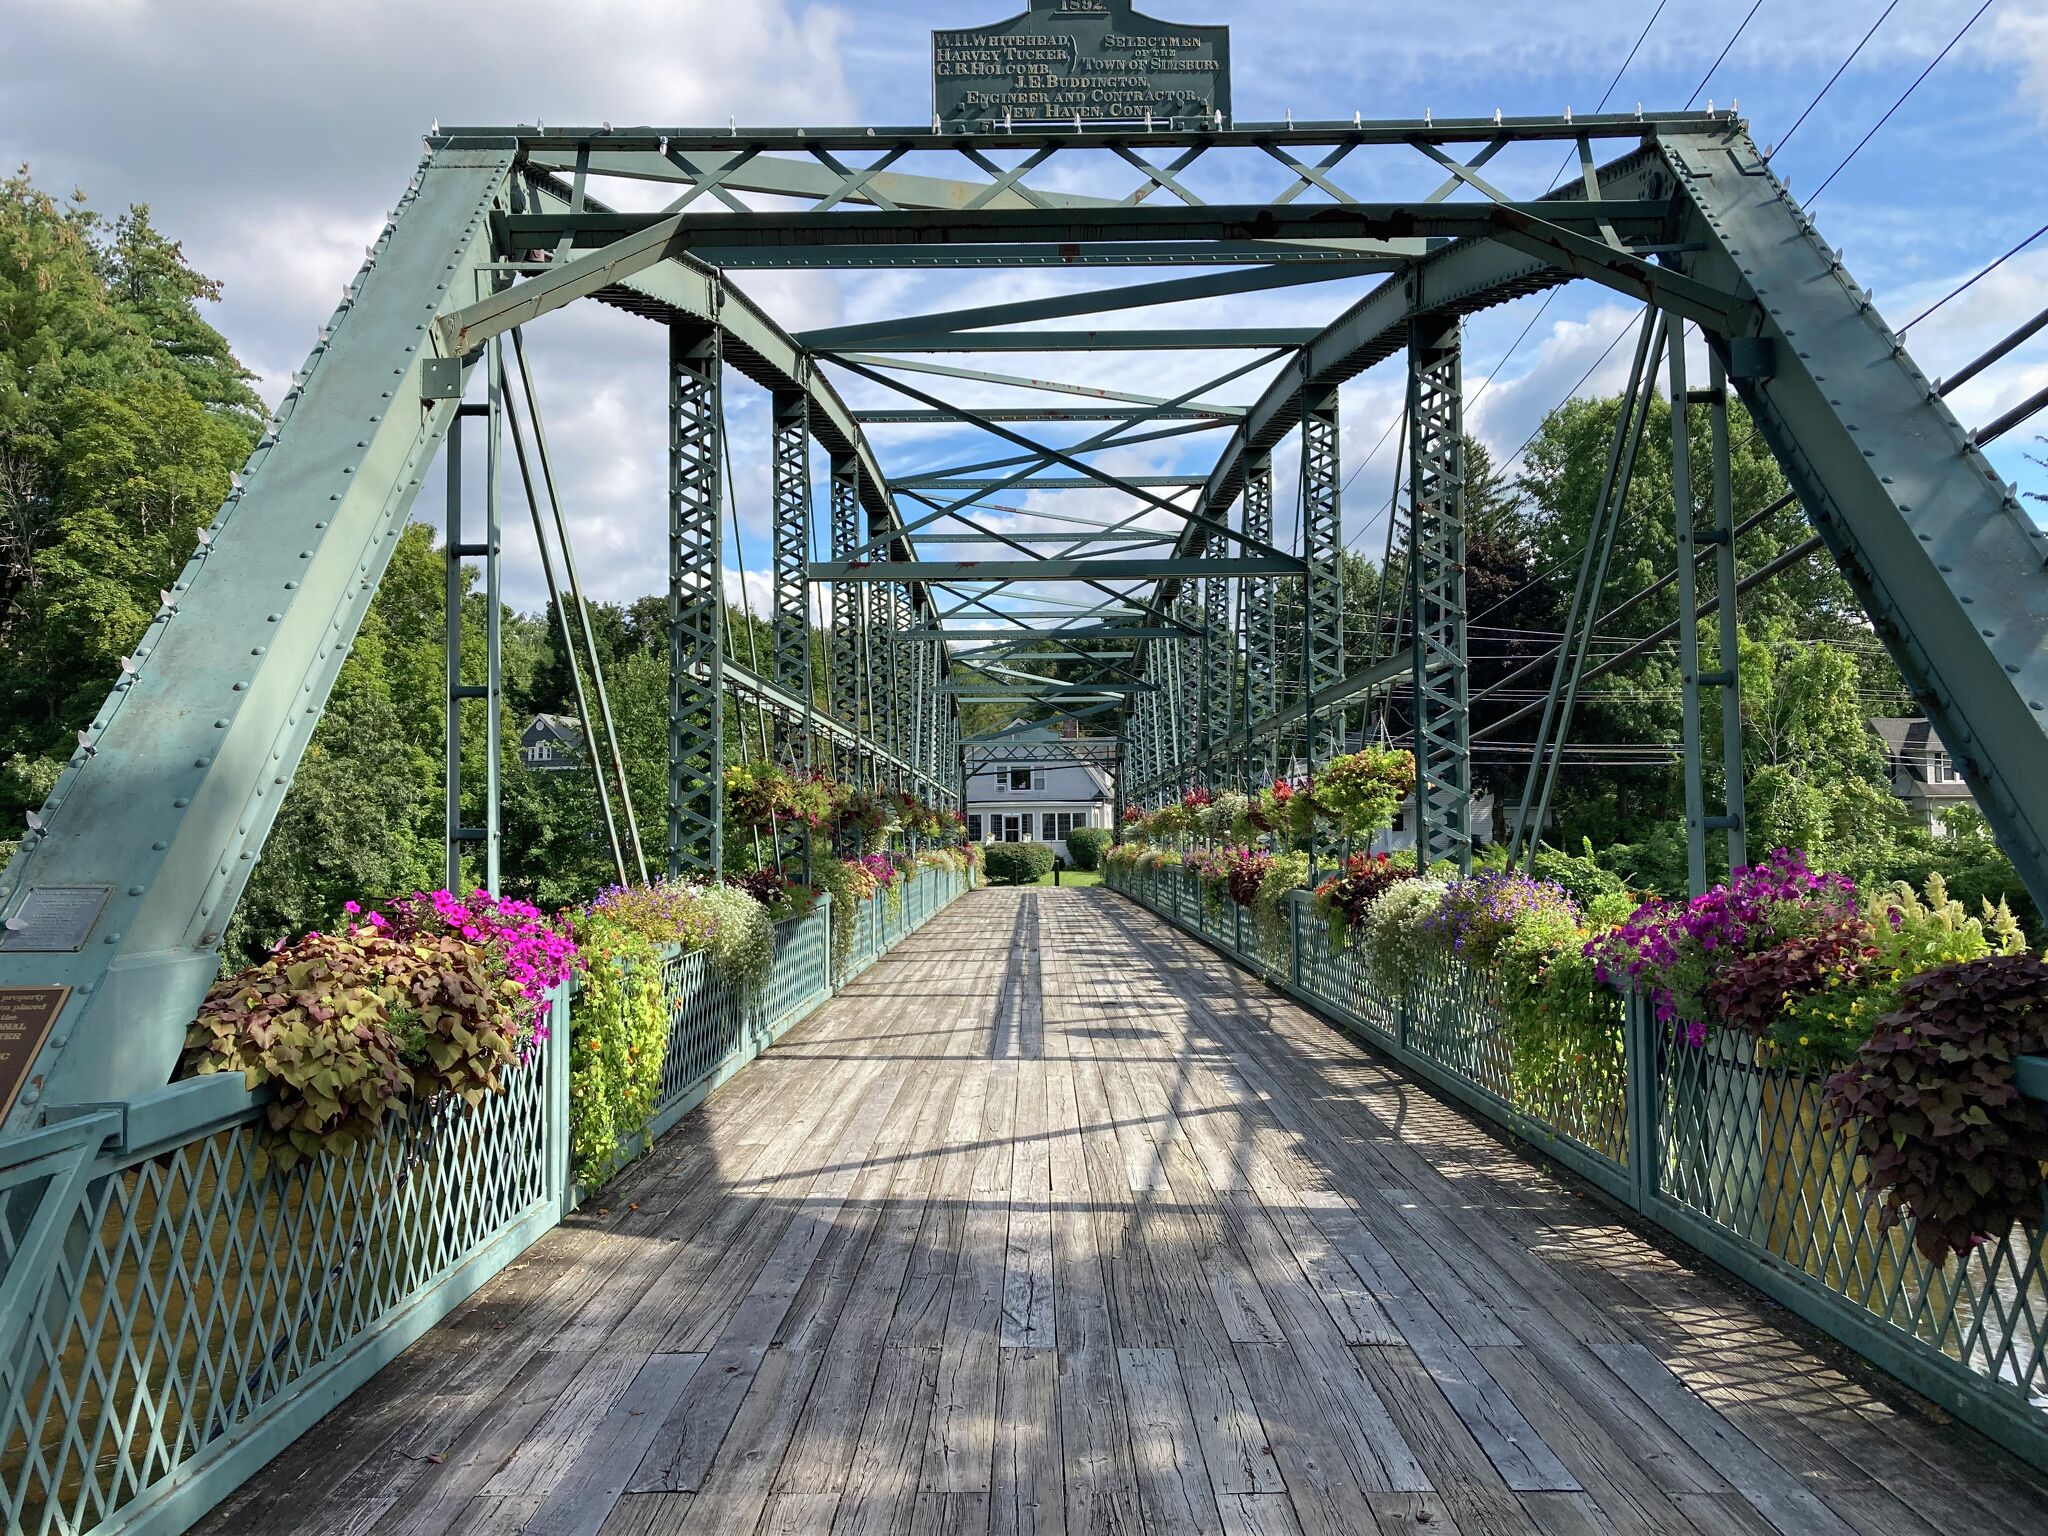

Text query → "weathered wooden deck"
[196,888,2048,1536]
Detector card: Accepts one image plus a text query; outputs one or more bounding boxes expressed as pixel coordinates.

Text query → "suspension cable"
[1809,0,1997,203]
[1770,0,1902,161]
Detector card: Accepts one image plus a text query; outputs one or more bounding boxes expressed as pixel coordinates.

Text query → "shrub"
[1424,871,1581,970]
[1530,838,1632,907]
[812,858,862,979]
[1358,878,1448,989]
[185,923,526,1172]
[1224,847,1274,908]
[985,841,1057,884]
[1313,748,1415,841]
[832,785,892,853]
[1496,912,1623,1105]
[1067,826,1112,870]
[562,910,669,1187]
[1311,853,1414,951]
[1586,848,1858,1040]
[692,883,779,991]
[371,888,576,1057]
[1825,953,2048,1264]
[1252,851,1311,955]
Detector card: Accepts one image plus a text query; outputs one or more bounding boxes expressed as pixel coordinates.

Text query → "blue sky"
[3,0,2043,618]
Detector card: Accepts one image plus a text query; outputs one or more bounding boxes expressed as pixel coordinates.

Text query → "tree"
[0,171,259,828]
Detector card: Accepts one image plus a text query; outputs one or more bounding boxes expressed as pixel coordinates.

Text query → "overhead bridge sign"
[934,0,1231,128]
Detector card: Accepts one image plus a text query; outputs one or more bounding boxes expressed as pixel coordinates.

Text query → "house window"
[967,814,982,841]
[1931,754,1958,784]
[1007,768,1033,792]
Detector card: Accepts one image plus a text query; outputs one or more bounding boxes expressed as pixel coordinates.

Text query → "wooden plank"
[1593,1341,1860,1536]
[633,1073,905,1492]
[525,1353,706,1536]
[834,1345,943,1536]
[1118,1347,1225,1536]
[991,1348,1064,1536]
[1233,1341,1394,1536]
[925,1058,1019,1492]
[1217,1494,1306,1536]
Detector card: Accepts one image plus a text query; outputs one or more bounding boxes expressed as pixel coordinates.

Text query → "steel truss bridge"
[0,69,2047,1536]
[6,105,2047,1119]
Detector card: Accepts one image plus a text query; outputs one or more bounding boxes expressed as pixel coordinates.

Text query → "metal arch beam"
[442,112,1734,154]
[515,176,927,602]
[501,201,1673,255]
[1658,130,2048,910]
[798,261,1383,349]
[1185,144,1679,541]
[0,145,517,1126]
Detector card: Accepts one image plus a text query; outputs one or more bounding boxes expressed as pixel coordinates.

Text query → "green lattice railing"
[0,864,967,1536]
[1107,859,2048,1472]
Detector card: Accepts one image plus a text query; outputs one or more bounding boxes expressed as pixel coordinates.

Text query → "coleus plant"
[1825,953,2048,1265]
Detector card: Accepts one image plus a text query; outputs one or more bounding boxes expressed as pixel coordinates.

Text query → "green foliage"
[692,883,778,992]
[1770,873,2029,1071]
[0,173,261,813]
[1313,748,1415,841]
[812,858,862,980]
[1825,954,2048,1265]
[564,912,669,1189]
[1529,839,1630,906]
[1252,851,1311,956]
[985,841,1057,884]
[1065,826,1111,871]
[1358,879,1448,989]
[1496,915,1624,1107]
[183,924,522,1172]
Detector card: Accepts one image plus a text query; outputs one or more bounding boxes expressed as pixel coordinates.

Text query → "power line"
[1686,0,1766,109]
[1336,0,1669,524]
[1809,0,1997,203]
[1770,0,1902,161]
[1900,221,2048,335]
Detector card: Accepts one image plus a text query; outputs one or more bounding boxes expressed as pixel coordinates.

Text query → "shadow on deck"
[193,888,2048,1536]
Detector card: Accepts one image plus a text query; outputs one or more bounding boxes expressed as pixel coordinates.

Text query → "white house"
[965,725,1116,863]
[519,714,584,774]
[1868,716,1977,829]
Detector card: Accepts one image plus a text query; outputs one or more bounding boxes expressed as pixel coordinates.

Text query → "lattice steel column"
[1176,594,1201,789]
[1407,315,1471,872]
[1203,574,1231,768]
[1241,454,1277,783]
[668,325,724,878]
[770,390,813,764]
[1302,384,1345,767]
[828,454,865,783]
[872,576,900,787]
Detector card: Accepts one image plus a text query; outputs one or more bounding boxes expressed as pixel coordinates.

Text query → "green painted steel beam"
[834,353,1247,413]
[702,243,1419,269]
[894,476,1206,491]
[0,146,517,1125]
[916,626,1185,639]
[501,201,1672,254]
[521,146,1119,211]
[858,408,1233,423]
[1175,143,1681,569]
[895,532,1172,544]
[435,111,1735,153]
[798,262,1383,350]
[1657,130,2048,910]
[814,558,1300,582]
[815,329,1318,352]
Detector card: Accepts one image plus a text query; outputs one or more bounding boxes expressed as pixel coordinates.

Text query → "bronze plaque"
[935,0,1230,128]
[0,986,70,1122]
[0,885,111,952]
